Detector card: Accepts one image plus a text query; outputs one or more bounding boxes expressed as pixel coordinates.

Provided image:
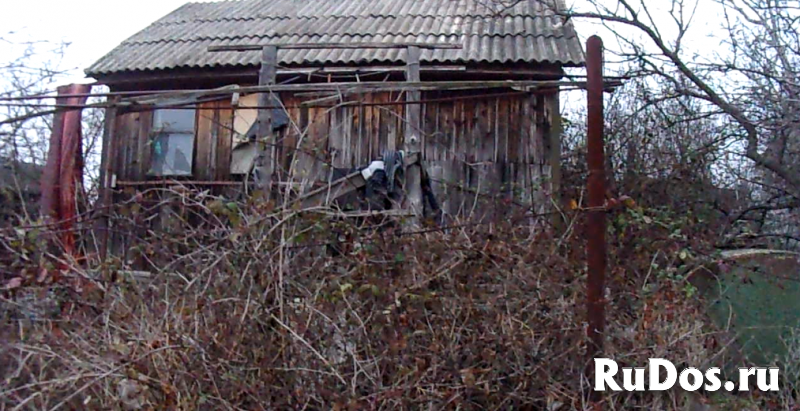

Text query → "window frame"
[147,108,198,177]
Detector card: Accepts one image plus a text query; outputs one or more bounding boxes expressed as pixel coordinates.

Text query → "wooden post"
[547,91,564,230]
[256,45,278,198]
[404,46,423,220]
[98,97,119,261]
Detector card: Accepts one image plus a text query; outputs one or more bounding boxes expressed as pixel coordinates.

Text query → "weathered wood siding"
[419,90,553,217]
[113,110,151,182]
[111,90,557,218]
[195,101,234,181]
[113,101,235,182]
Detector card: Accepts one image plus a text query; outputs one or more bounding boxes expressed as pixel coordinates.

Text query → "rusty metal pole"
[585,35,607,404]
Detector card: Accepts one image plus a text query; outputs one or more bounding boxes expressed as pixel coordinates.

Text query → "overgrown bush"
[0,189,791,409]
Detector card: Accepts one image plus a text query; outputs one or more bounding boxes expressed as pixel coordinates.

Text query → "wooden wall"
[113,100,235,182]
[419,90,553,217]
[110,90,557,218]
[113,109,151,182]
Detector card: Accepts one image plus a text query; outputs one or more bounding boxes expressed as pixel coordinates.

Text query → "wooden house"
[86,0,584,219]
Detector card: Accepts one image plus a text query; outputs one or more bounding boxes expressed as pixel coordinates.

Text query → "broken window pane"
[149,109,195,177]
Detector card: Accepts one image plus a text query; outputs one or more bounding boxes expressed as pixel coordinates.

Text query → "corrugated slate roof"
[86,0,584,76]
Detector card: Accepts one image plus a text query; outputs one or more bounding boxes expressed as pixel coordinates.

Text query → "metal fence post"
[585,35,607,406]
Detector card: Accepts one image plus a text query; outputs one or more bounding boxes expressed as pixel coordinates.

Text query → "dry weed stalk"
[0,187,789,409]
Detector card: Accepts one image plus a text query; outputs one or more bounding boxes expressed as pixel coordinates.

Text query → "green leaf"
[228,213,242,228]
[208,200,225,215]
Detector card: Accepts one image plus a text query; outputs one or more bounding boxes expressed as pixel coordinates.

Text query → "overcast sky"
[1,0,727,85]
[1,0,198,83]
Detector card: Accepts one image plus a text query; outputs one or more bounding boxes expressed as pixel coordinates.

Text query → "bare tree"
[564,0,799,196]
[0,31,106,205]
[552,0,799,247]
[0,31,72,165]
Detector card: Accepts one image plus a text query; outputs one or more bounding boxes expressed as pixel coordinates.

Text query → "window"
[149,109,196,176]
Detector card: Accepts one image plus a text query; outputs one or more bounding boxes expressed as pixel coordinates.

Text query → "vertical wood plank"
[360,99,370,163]
[476,97,493,163]
[379,93,392,153]
[352,102,364,165]
[404,46,423,219]
[329,106,346,168]
[216,103,234,181]
[524,94,536,164]
[467,99,480,164]
[364,93,376,159]
[256,45,278,194]
[194,102,215,181]
[495,97,508,164]
[509,96,521,164]
[442,99,454,162]
[422,91,439,162]
[395,91,405,150]
[455,98,462,162]
[117,112,139,181]
[210,105,220,181]
[113,113,126,182]
[433,97,442,161]
[136,110,152,181]
[493,98,500,163]
[293,103,309,189]
[281,92,301,179]
[98,98,119,261]
[119,114,129,181]
[546,92,563,219]
[427,159,445,217]
[344,105,353,167]
[309,105,331,184]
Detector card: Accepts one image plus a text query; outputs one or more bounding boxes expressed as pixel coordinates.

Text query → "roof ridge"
[150,13,561,27]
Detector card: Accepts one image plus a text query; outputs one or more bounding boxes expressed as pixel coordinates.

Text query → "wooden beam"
[208,42,462,52]
[461,67,564,77]
[114,81,608,106]
[256,45,278,197]
[404,46,424,221]
[94,66,470,86]
[126,85,240,106]
[98,97,119,261]
[298,171,368,209]
[140,80,581,95]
